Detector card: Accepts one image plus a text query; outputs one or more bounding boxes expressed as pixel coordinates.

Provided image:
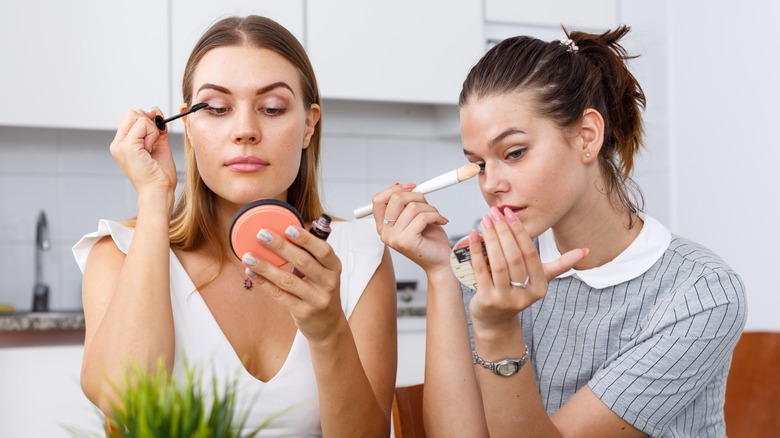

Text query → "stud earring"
[585,152,591,158]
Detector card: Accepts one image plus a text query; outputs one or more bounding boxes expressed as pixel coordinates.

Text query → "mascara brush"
[154,103,209,131]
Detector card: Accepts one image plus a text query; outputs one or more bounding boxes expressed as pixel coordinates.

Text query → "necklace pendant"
[244,278,253,290]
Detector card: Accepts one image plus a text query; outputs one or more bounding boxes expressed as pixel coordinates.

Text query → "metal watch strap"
[473,344,529,376]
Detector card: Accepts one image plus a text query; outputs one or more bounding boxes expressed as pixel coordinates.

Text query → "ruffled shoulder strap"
[72,219,134,273]
[328,218,385,318]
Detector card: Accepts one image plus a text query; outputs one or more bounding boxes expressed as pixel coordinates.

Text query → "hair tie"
[560,38,579,53]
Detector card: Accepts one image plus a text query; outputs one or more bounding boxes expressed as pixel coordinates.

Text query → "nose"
[480,160,510,195]
[232,105,261,145]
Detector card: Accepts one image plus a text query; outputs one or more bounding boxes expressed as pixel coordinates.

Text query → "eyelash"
[206,106,228,116]
[506,148,526,160]
[202,106,286,117]
[471,148,527,173]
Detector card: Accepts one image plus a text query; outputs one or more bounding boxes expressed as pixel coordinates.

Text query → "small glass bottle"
[309,214,332,240]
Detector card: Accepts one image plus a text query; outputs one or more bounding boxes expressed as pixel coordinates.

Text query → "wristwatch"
[473,344,529,377]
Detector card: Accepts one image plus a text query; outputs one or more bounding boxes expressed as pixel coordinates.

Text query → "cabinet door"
[397,330,426,386]
[0,1,168,130]
[485,0,618,30]
[0,345,94,437]
[307,0,484,105]
[169,1,304,132]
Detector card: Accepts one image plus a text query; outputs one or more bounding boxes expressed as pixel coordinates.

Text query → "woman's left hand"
[241,225,343,342]
[468,206,588,335]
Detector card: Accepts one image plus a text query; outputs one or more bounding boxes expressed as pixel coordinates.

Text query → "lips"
[496,205,526,217]
[225,155,269,172]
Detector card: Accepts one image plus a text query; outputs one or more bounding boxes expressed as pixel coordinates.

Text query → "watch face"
[496,360,519,376]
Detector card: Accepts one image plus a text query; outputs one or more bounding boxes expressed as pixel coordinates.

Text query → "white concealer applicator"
[353,163,481,219]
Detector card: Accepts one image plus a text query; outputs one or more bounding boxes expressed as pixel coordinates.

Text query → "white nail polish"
[257,229,272,243]
[285,226,299,238]
[242,253,257,266]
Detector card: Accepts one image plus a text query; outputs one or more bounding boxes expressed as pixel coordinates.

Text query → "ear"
[302,103,321,150]
[579,108,604,163]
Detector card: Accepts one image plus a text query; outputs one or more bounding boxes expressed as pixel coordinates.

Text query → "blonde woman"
[74,15,396,436]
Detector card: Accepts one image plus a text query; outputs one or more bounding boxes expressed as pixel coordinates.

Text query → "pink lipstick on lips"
[226,156,269,172]
[497,205,526,218]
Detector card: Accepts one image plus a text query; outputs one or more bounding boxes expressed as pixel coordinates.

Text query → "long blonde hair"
[166,15,325,261]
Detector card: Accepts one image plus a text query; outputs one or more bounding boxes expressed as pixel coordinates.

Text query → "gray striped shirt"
[463,219,747,437]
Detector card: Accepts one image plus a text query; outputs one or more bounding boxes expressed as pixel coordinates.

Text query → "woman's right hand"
[371,184,452,273]
[109,109,177,201]
[468,207,588,335]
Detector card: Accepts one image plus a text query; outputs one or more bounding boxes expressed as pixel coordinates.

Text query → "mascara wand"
[154,103,209,131]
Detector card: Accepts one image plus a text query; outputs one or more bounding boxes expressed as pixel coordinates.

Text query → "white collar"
[538,214,671,289]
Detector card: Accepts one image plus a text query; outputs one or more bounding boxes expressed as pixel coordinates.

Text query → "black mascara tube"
[309,214,332,240]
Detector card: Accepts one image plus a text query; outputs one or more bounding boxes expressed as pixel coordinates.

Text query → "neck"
[552,192,642,271]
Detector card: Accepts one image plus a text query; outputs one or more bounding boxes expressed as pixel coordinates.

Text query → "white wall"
[483,0,778,332]
[668,1,780,331]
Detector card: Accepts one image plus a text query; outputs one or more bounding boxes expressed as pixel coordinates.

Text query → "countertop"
[0,310,85,331]
[0,303,426,344]
[0,310,85,347]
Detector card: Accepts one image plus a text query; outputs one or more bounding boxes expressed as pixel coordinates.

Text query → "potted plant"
[67,360,276,438]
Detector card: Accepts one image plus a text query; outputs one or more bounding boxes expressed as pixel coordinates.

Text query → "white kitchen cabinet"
[397,319,426,386]
[485,0,618,30]
[0,344,98,437]
[168,1,304,132]
[0,1,169,131]
[306,0,484,105]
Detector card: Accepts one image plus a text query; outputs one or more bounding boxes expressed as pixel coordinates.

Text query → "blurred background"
[0,0,778,434]
[2,0,777,329]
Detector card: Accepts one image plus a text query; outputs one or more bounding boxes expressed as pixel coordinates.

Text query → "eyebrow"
[463,128,526,156]
[196,81,295,97]
[489,128,526,147]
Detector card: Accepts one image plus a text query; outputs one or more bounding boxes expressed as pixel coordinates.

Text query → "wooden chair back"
[392,383,426,438]
[725,331,780,437]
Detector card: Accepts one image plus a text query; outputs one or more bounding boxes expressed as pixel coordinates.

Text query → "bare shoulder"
[362,246,395,299]
[82,236,126,320]
[84,235,125,277]
[349,246,396,323]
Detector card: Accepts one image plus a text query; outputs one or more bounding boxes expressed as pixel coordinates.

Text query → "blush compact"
[229,199,304,267]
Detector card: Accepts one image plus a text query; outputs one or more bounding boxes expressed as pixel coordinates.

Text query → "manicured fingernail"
[245,267,257,277]
[470,229,480,243]
[491,206,503,222]
[401,183,416,190]
[481,214,494,230]
[257,229,272,243]
[285,226,300,238]
[504,207,518,223]
[242,254,257,266]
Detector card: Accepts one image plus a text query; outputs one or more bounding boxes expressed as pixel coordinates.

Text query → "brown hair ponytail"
[569,26,646,182]
[460,25,646,218]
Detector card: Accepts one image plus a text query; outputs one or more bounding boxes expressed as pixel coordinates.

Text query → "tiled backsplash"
[0,99,669,312]
[0,101,481,311]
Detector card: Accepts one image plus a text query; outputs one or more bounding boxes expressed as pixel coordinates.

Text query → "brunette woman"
[371,26,746,437]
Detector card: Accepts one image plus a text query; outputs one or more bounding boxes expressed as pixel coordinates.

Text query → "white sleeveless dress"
[73,218,385,437]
